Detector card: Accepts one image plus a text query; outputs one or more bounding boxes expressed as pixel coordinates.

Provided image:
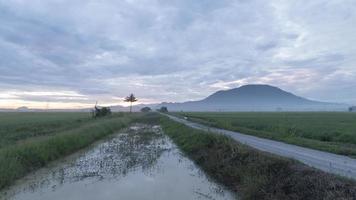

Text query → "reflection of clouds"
[58,125,168,183]
[1,124,235,200]
[7,125,169,196]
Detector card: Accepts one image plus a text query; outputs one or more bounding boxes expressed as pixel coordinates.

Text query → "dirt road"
[165,114,356,180]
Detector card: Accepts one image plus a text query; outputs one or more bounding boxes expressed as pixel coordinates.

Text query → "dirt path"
[165,114,356,180]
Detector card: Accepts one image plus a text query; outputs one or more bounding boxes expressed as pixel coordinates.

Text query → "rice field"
[174,112,356,156]
[0,112,134,189]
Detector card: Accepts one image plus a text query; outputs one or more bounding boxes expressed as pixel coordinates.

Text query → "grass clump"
[0,114,135,189]
[160,116,356,200]
[176,112,356,156]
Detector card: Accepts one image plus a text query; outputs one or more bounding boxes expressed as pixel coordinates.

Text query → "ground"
[174,112,356,156]
[1,112,356,200]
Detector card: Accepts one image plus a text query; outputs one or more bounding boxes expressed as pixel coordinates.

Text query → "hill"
[158,84,345,111]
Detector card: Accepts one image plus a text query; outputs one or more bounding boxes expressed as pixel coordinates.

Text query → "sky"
[0,0,355,109]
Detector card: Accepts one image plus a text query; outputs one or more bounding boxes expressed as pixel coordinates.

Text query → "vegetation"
[175,112,356,156]
[2,111,356,199]
[0,112,91,148]
[140,107,152,112]
[0,112,136,189]
[160,116,356,200]
[91,104,112,118]
[157,106,168,113]
[124,93,138,113]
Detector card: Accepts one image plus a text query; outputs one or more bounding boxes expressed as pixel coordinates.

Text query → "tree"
[124,94,138,113]
[158,106,168,113]
[141,107,151,112]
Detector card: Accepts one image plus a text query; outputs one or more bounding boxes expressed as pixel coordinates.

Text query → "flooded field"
[0,124,236,200]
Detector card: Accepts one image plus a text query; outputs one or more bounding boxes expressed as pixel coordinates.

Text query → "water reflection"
[1,124,236,200]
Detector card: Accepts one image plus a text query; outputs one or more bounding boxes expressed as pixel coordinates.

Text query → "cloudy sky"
[0,0,355,109]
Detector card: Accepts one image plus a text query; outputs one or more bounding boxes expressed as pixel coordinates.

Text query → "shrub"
[140,107,152,112]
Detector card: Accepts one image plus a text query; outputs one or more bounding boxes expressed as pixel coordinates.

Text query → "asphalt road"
[164,114,356,180]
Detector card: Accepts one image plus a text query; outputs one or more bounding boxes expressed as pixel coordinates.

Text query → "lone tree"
[124,93,138,113]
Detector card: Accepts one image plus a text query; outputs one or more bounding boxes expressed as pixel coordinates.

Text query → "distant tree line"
[90,94,170,116]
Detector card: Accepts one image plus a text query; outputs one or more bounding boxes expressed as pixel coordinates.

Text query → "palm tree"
[124,94,138,113]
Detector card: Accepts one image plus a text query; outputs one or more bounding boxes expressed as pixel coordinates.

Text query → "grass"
[0,112,92,148]
[159,115,356,200]
[174,112,356,156]
[2,111,356,199]
[0,112,136,189]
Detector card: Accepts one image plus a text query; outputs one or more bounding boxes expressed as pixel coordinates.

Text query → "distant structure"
[140,107,151,112]
[91,102,111,118]
[349,106,356,112]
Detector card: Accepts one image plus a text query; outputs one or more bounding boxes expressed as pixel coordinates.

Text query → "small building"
[349,106,356,112]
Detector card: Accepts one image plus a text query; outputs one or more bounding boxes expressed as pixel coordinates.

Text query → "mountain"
[158,84,346,111]
[0,85,347,112]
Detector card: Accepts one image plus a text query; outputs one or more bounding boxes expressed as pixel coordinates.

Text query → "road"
[164,114,356,180]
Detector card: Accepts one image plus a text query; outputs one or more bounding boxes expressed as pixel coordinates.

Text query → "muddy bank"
[0,124,236,200]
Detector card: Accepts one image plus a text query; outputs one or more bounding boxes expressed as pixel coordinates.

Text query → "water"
[0,124,236,200]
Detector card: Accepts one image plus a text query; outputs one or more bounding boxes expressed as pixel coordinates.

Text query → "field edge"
[158,114,356,200]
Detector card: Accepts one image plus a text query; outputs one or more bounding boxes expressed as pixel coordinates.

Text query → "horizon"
[1,1,356,109]
[1,84,350,110]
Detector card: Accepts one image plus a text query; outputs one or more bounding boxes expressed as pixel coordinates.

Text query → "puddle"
[0,124,236,200]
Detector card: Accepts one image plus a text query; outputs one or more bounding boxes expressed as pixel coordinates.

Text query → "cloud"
[0,0,355,108]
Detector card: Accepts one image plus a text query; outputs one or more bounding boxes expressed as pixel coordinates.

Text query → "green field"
[1,112,356,199]
[0,112,92,148]
[0,112,136,189]
[160,115,356,200]
[175,112,356,156]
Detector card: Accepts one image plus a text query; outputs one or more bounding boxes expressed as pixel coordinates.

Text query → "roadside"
[159,114,356,200]
[174,112,356,157]
[165,113,356,180]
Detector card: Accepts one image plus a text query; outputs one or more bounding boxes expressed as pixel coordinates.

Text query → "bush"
[92,106,112,118]
[158,106,168,113]
[140,107,152,112]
